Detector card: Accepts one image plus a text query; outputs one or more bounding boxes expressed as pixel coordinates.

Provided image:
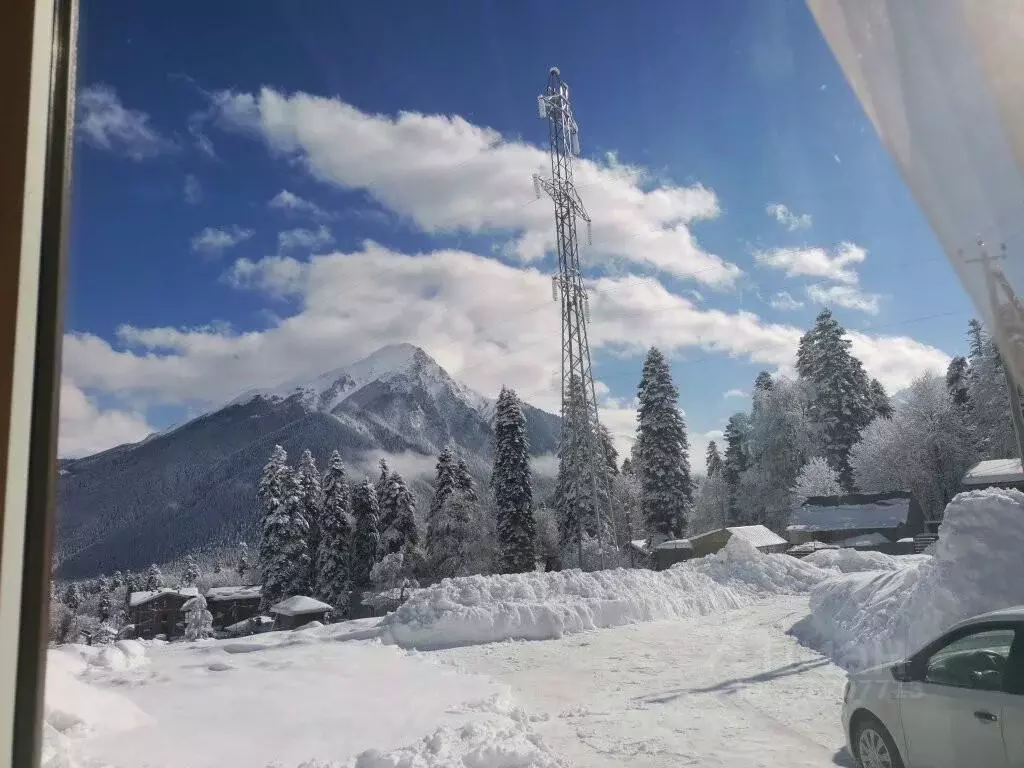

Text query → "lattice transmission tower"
[533,66,613,566]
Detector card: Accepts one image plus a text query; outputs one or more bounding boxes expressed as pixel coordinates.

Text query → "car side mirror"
[892,661,914,682]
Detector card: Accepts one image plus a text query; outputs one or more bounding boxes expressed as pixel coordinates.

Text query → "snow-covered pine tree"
[456,458,477,503]
[350,479,382,588]
[63,583,82,612]
[428,486,473,579]
[111,570,124,591]
[181,554,200,588]
[183,594,214,641]
[297,449,323,587]
[316,450,352,609]
[868,378,894,419]
[145,563,163,591]
[425,447,459,556]
[554,375,603,559]
[966,320,1020,458]
[946,355,971,410]
[598,424,619,478]
[380,470,418,555]
[722,413,747,524]
[795,309,874,491]
[635,347,692,542]
[237,542,250,579]
[621,457,633,475]
[705,441,723,476]
[753,371,774,392]
[375,458,390,503]
[258,447,310,609]
[491,386,536,573]
[124,573,141,595]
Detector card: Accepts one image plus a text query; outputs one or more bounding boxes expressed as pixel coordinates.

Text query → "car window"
[924,628,1016,692]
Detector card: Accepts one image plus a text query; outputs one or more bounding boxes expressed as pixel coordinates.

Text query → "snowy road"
[438,596,853,767]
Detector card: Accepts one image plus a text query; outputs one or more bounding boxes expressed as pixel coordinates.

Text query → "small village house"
[651,539,694,571]
[205,585,262,630]
[962,458,1024,492]
[126,587,198,639]
[269,596,333,630]
[786,492,925,553]
[685,525,789,559]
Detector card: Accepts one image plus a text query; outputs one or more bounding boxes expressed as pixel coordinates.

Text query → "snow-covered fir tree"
[753,371,774,392]
[257,446,311,609]
[237,542,250,579]
[946,355,971,410]
[868,378,894,419]
[796,309,874,490]
[966,320,1020,458]
[852,373,977,518]
[183,594,214,641]
[316,450,352,608]
[635,347,692,542]
[181,554,200,588]
[599,424,619,478]
[63,583,83,611]
[736,376,814,531]
[297,449,323,586]
[350,479,382,588]
[791,457,843,506]
[722,413,747,525]
[110,570,124,591]
[124,572,141,595]
[490,386,536,573]
[145,563,163,591]
[691,470,729,535]
[380,470,419,556]
[426,447,458,554]
[705,441,723,476]
[375,458,390,503]
[456,458,478,504]
[427,486,473,579]
[554,375,607,559]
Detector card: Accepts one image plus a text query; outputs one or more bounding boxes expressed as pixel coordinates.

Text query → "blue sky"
[60,0,973,464]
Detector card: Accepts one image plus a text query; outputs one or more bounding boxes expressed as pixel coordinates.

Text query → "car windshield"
[38,1,1024,767]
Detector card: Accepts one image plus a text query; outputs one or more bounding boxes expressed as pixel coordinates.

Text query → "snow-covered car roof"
[269,595,333,616]
[787,494,912,533]
[127,587,198,608]
[962,458,1024,485]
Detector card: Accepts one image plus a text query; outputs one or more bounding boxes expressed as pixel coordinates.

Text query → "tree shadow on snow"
[685,657,831,696]
[832,747,856,767]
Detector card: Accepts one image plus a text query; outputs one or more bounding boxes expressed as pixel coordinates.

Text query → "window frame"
[908,621,1023,695]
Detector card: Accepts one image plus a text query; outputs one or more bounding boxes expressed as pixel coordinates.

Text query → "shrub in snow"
[792,488,1024,670]
[790,457,842,507]
[182,594,214,641]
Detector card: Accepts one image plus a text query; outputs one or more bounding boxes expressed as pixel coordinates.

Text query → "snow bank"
[792,488,1024,669]
[383,537,831,649]
[803,548,929,573]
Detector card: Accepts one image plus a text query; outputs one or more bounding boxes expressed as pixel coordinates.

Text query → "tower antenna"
[533,67,614,567]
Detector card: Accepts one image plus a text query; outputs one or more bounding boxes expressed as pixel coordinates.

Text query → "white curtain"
[807,0,1024,386]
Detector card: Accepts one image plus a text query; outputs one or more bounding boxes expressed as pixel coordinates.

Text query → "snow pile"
[792,488,1024,669]
[287,696,567,768]
[384,537,831,649]
[44,647,151,739]
[803,548,930,573]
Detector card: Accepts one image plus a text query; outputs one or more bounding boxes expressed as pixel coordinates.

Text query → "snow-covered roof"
[897,537,916,543]
[787,495,912,533]
[269,596,333,616]
[128,587,198,608]
[724,525,788,549]
[963,458,1024,485]
[787,541,838,555]
[205,585,262,602]
[836,532,890,547]
[628,539,650,554]
[654,538,694,550]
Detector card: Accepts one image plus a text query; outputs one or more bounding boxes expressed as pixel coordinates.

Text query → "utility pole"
[533,67,613,567]
[965,241,1024,461]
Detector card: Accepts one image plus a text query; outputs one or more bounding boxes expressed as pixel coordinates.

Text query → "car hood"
[850,661,899,682]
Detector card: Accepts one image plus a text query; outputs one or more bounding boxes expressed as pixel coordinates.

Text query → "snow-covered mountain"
[56,344,561,579]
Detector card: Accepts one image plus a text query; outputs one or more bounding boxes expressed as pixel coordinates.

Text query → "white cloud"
[278,225,334,251]
[211,88,739,286]
[806,283,881,315]
[63,243,950,439]
[754,242,866,284]
[77,84,173,160]
[184,174,202,204]
[724,389,745,399]
[766,203,812,231]
[689,429,726,475]
[59,379,154,458]
[769,291,804,311]
[268,189,333,221]
[190,226,254,256]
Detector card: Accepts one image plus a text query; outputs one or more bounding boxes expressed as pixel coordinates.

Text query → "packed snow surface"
[792,488,1024,669]
[382,537,830,649]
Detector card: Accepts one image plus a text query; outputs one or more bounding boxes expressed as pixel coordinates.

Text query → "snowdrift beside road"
[792,488,1024,670]
[803,547,929,573]
[383,537,831,649]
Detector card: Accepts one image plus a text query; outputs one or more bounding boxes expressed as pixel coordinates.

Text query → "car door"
[1000,629,1024,767]
[899,624,1016,768]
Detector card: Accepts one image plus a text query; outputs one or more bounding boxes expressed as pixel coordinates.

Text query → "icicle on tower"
[533,66,612,565]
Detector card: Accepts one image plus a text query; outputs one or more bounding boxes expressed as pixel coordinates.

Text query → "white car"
[842,607,1024,768]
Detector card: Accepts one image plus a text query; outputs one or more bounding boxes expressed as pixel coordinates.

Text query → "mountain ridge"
[56,344,561,578]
